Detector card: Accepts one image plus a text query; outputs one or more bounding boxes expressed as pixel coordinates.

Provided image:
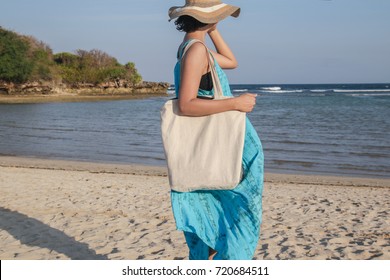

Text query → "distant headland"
[0,27,169,103]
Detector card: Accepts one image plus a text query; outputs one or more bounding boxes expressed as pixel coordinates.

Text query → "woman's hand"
[234,94,258,113]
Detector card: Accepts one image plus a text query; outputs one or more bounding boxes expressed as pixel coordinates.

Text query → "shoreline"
[1,155,389,188]
[1,155,389,260]
[0,92,168,104]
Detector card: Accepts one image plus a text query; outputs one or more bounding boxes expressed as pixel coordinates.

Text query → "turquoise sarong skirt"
[170,40,264,260]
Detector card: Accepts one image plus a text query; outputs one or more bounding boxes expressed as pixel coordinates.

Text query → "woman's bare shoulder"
[183,42,208,62]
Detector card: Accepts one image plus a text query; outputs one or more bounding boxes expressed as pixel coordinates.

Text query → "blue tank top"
[174,39,234,98]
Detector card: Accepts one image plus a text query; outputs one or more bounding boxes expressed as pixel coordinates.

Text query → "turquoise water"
[0,83,389,178]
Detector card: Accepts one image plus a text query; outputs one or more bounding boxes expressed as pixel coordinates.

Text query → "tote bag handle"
[180,39,224,100]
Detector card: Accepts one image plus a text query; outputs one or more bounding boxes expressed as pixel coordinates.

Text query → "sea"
[0,83,389,178]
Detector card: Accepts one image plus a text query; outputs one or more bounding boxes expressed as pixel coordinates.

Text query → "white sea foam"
[261,87,282,91]
[261,90,304,93]
[334,89,390,93]
[233,89,248,93]
[310,90,328,93]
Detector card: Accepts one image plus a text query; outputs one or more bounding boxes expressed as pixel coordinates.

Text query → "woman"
[168,0,264,260]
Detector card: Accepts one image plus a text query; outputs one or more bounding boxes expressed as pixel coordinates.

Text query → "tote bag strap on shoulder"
[179,39,224,100]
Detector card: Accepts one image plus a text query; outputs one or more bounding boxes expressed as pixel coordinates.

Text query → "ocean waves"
[333,89,390,93]
[231,83,390,97]
[1,83,389,178]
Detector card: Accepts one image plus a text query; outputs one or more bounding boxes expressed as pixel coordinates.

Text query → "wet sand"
[0,92,167,104]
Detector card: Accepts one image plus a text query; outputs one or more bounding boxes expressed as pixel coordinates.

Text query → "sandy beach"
[0,92,168,104]
[0,156,389,260]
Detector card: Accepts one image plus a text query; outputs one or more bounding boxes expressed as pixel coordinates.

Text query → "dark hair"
[174,15,208,33]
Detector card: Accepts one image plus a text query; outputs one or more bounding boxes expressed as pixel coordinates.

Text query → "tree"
[125,62,142,85]
[0,27,33,83]
[0,27,143,86]
[25,36,57,81]
[54,49,142,85]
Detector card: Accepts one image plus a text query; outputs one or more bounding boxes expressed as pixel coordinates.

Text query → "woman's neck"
[184,30,207,43]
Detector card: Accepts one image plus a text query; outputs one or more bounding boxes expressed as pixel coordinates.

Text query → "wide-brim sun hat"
[169,0,241,24]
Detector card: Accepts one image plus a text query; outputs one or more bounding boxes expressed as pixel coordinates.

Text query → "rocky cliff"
[0,80,170,96]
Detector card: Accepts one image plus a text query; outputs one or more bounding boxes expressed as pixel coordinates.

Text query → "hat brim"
[169,5,240,24]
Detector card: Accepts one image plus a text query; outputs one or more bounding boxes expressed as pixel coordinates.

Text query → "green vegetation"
[0,27,142,85]
[0,28,33,83]
[54,50,142,85]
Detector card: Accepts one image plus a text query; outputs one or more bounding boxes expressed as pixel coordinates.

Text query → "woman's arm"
[207,27,238,69]
[178,42,256,117]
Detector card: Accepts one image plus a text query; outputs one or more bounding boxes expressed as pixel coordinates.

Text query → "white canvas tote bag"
[160,40,246,192]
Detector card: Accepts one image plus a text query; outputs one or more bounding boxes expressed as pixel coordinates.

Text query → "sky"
[1,0,389,84]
